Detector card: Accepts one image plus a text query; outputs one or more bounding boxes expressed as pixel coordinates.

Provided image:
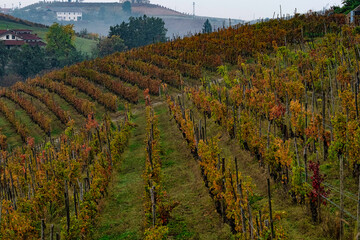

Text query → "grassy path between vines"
[94,109,146,240]
[155,103,233,240]
[95,102,233,239]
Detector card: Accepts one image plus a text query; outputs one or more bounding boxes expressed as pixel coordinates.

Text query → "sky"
[1,0,344,21]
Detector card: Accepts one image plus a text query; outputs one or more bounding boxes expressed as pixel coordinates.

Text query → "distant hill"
[9,2,244,37]
[0,13,48,28]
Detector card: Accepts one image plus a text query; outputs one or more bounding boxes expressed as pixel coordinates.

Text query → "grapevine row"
[127,49,202,79]
[0,88,51,134]
[143,103,176,238]
[93,58,161,95]
[66,63,139,103]
[109,53,181,87]
[166,96,285,238]
[0,116,131,239]
[0,100,28,141]
[29,77,95,117]
[46,70,118,111]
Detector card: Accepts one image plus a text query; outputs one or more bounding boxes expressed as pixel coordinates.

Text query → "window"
[6,35,9,39]
[12,35,15,39]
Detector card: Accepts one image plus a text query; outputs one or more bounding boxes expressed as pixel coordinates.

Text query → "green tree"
[94,35,127,57]
[202,19,213,34]
[122,1,132,14]
[109,15,167,49]
[0,42,8,78]
[46,23,83,67]
[342,0,360,7]
[10,45,46,79]
[333,0,360,13]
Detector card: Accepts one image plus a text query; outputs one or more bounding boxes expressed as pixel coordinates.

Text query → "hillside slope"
[0,11,358,240]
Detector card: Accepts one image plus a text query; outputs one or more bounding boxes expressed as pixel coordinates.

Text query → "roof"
[0,29,33,35]
[52,7,82,13]
[3,40,46,47]
[0,30,11,35]
[3,40,25,46]
[18,33,41,41]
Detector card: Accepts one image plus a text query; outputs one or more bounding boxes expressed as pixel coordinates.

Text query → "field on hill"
[2,10,360,240]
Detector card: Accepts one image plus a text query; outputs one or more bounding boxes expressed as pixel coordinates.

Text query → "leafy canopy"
[0,42,8,78]
[94,35,127,57]
[109,15,167,49]
[333,0,360,14]
[46,23,83,67]
[122,1,132,14]
[10,45,46,79]
[202,19,213,34]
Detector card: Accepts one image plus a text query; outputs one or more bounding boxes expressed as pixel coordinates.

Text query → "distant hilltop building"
[0,29,46,49]
[0,8,11,14]
[119,0,150,3]
[55,8,82,21]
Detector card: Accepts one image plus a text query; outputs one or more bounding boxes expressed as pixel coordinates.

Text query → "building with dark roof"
[0,29,46,49]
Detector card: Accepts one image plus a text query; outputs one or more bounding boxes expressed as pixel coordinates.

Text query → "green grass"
[155,103,233,240]
[94,110,146,240]
[74,37,97,56]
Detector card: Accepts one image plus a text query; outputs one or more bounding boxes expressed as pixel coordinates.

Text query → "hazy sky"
[1,0,344,20]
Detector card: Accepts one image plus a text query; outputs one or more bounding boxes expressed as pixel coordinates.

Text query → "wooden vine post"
[340,155,344,239]
[357,175,360,240]
[267,178,275,239]
[64,180,70,234]
[41,219,45,240]
[150,185,156,228]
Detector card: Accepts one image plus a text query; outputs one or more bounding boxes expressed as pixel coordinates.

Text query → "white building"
[119,0,150,3]
[56,8,82,21]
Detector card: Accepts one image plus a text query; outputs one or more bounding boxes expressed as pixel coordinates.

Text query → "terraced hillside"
[2,12,360,240]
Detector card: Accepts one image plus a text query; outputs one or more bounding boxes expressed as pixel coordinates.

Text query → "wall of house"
[56,12,82,21]
[0,34,22,41]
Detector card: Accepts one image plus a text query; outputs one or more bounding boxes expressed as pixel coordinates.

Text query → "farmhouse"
[55,8,82,21]
[0,29,46,49]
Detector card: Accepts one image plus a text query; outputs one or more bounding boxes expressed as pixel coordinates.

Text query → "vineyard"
[0,11,360,239]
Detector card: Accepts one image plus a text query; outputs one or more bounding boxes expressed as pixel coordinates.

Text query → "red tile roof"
[17,33,41,40]
[4,40,25,46]
[0,30,10,35]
